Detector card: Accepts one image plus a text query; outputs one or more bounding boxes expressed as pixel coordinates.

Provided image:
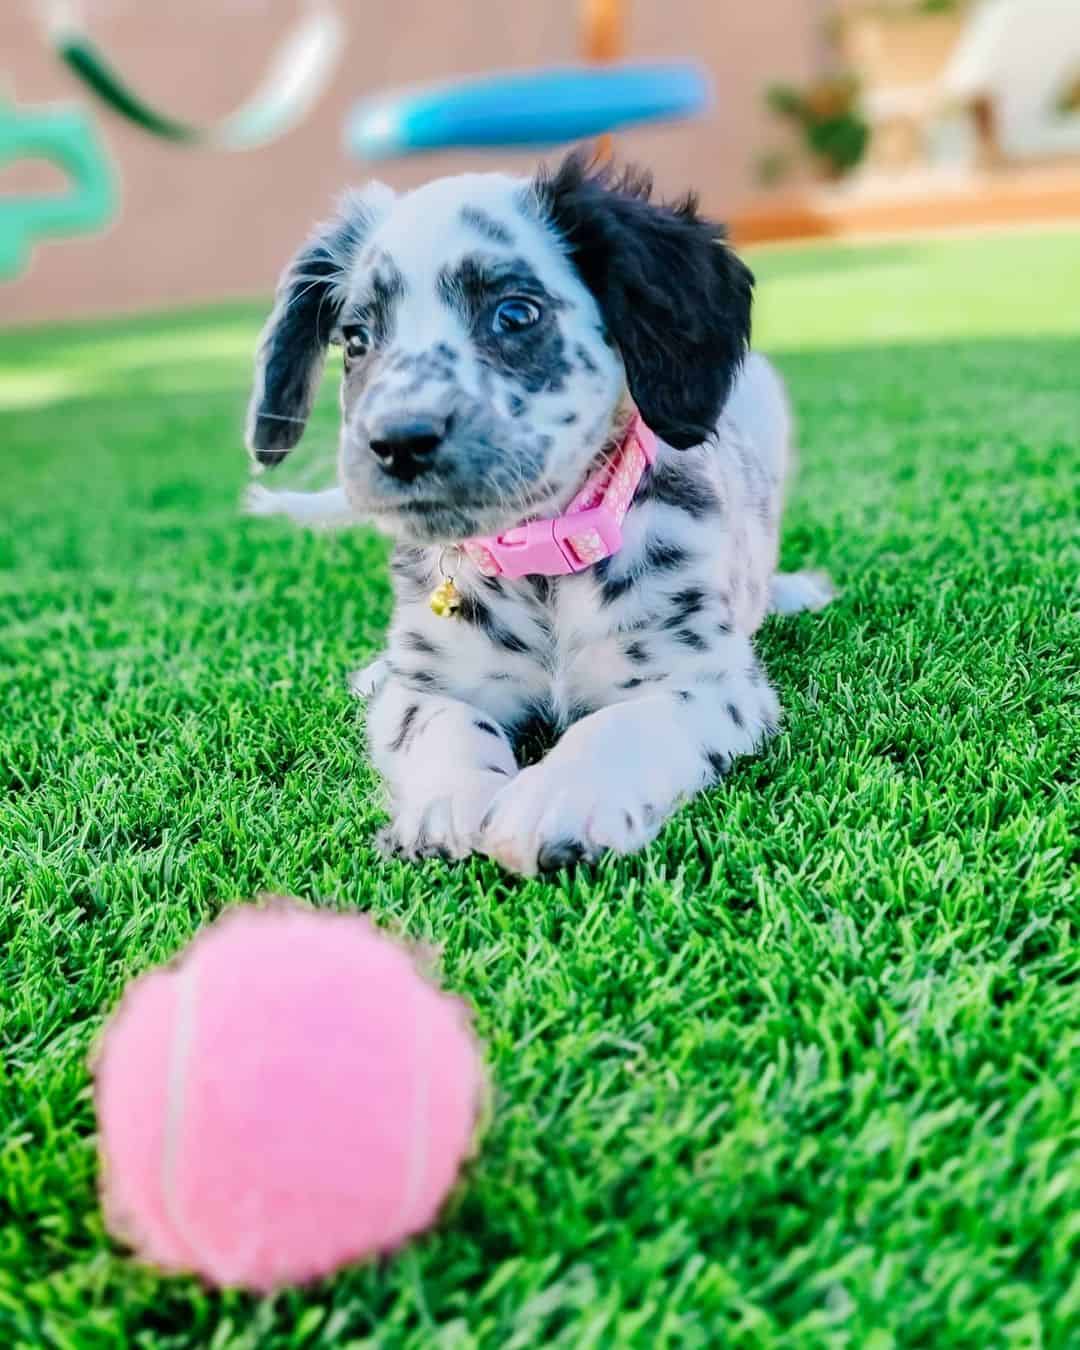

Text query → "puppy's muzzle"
[367,412,451,483]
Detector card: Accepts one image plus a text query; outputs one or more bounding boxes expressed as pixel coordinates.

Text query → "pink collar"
[461,413,658,579]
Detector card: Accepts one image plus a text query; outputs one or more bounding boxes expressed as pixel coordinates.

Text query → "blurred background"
[4,0,1079,325]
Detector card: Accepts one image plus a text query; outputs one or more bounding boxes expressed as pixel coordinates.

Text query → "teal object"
[44,2,344,150]
[348,63,711,160]
[0,99,116,279]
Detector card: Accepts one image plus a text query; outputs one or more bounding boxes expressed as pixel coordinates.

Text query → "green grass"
[1,228,1078,1349]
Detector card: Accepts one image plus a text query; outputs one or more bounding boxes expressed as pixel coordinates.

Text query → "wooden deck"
[730,163,1080,246]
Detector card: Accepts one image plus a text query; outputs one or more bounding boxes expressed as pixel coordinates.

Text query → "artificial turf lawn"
[1,227,1077,1349]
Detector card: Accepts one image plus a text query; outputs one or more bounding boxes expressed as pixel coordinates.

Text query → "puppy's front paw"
[478,760,663,876]
[384,769,513,862]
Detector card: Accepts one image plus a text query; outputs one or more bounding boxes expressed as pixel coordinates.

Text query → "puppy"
[245,154,832,875]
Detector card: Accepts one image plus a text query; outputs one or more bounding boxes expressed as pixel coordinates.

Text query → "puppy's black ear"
[531,153,753,449]
[246,184,393,467]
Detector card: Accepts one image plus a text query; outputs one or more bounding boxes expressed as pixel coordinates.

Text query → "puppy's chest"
[393,569,637,727]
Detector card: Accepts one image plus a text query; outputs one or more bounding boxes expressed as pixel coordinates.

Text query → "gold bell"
[429,578,461,618]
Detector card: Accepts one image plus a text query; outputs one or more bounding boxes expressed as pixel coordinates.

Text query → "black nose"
[369,416,447,482]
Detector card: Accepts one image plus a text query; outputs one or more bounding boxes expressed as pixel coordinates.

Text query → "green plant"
[766,75,869,179]
[853,0,967,11]
[1055,68,1080,116]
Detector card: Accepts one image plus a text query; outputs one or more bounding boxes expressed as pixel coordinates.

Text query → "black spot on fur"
[509,700,558,764]
[575,343,599,375]
[485,764,511,776]
[675,628,709,652]
[474,719,502,739]
[670,585,707,614]
[457,592,531,653]
[530,153,753,448]
[389,703,419,753]
[675,688,695,703]
[460,206,515,245]
[598,566,638,607]
[494,629,531,656]
[528,575,552,604]
[508,393,528,418]
[663,586,707,629]
[403,630,439,656]
[362,263,406,343]
[619,672,663,689]
[649,461,720,520]
[402,669,445,691]
[644,537,690,572]
[386,345,457,389]
[727,701,745,728]
[704,749,732,780]
[624,639,651,665]
[560,411,579,424]
[438,255,572,396]
[390,546,430,584]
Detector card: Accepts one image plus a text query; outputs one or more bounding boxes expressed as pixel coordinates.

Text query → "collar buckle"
[461,413,657,580]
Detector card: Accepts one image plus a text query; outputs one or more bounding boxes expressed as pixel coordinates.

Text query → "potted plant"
[764,75,870,181]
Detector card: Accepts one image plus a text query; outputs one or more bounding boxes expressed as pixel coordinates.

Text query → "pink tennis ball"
[93,901,484,1291]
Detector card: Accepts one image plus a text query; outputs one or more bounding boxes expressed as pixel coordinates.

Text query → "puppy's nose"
[368,415,448,482]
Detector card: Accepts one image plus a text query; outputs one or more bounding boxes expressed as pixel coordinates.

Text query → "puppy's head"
[247,154,752,544]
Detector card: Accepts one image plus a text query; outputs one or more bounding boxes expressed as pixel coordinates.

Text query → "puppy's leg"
[347,658,388,698]
[368,680,518,860]
[769,571,835,615]
[244,484,355,528]
[480,641,780,875]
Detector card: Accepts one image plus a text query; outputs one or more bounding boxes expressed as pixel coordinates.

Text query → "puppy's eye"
[342,323,372,362]
[492,297,541,335]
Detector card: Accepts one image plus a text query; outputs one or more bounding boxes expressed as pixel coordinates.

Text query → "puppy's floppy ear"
[246,183,394,467]
[530,153,753,449]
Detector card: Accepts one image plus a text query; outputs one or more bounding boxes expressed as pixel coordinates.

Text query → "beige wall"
[2,0,820,324]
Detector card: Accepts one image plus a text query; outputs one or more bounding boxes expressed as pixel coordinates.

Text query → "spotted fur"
[245,154,833,874]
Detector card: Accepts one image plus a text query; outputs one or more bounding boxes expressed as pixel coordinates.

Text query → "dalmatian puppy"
[245,153,832,875]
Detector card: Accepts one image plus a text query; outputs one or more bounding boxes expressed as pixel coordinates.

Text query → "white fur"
[246,170,832,875]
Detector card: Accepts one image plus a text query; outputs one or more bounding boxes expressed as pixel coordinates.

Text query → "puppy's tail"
[725,351,792,486]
